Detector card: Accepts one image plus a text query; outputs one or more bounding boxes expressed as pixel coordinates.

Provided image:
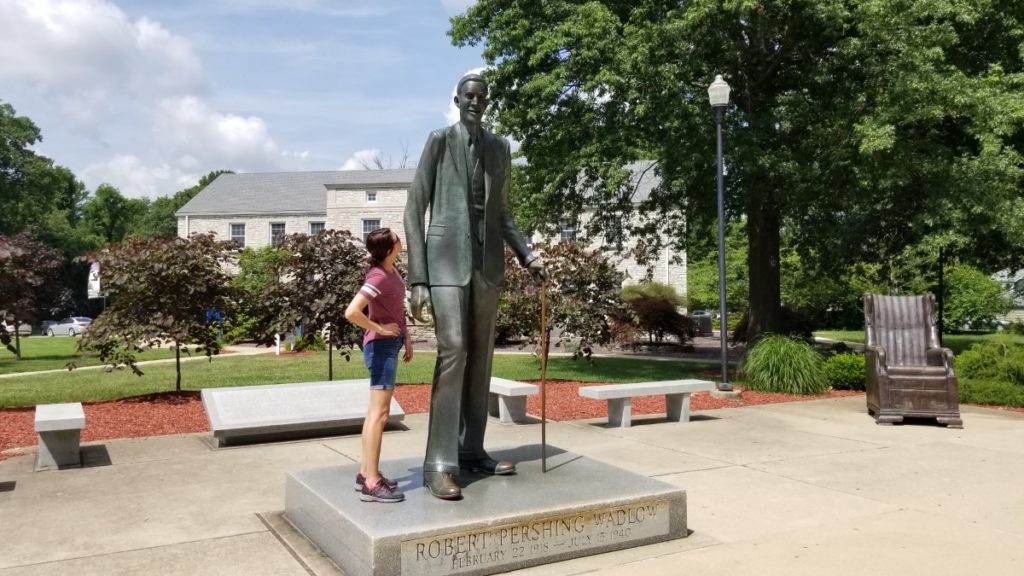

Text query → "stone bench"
[578,379,716,428]
[35,403,85,471]
[488,377,538,423]
[201,380,405,447]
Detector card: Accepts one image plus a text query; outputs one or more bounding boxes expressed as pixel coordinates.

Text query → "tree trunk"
[746,193,782,342]
[174,342,181,392]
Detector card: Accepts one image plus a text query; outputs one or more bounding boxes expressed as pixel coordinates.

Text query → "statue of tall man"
[405,73,545,500]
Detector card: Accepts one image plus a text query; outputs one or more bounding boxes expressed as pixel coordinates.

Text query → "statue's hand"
[410,285,433,322]
[527,256,548,286]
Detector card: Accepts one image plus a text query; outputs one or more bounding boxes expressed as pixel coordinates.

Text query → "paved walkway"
[1,397,1021,575]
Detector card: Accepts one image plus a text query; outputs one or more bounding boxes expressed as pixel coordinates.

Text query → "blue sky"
[0,0,482,198]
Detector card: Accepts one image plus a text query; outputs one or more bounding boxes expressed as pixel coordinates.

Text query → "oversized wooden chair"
[863,293,962,427]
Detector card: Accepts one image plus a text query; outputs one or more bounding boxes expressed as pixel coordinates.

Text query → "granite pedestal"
[285,445,687,576]
[202,380,405,447]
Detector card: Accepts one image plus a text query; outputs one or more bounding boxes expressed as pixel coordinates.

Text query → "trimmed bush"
[960,379,1024,408]
[618,282,693,345]
[955,341,1024,386]
[822,353,866,391]
[741,335,827,395]
[620,282,686,306]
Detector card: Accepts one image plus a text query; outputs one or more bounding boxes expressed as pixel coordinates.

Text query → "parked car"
[1,321,32,336]
[45,317,92,337]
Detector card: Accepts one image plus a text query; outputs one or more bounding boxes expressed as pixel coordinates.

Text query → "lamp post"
[708,74,732,391]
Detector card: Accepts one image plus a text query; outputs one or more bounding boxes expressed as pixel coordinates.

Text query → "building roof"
[625,160,659,203]
[175,163,657,217]
[176,169,416,216]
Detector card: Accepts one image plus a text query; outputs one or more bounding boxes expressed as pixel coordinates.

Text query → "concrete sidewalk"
[1,397,1022,575]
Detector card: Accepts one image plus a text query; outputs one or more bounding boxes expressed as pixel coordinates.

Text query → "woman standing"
[344,228,412,503]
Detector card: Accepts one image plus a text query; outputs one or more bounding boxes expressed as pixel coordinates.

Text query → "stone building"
[175,167,687,298]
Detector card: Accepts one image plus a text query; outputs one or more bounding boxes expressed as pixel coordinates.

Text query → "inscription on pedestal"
[400,500,669,575]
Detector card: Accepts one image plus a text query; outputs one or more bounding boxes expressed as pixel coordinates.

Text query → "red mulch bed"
[0,392,209,461]
[2,383,1018,461]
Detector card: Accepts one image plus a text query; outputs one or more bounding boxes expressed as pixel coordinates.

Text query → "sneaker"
[354,472,398,491]
[360,477,405,503]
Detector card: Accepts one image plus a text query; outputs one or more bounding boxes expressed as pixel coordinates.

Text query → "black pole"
[328,338,334,381]
[715,106,731,390]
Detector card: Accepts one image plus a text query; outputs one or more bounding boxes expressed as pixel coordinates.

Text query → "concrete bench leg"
[488,393,500,419]
[489,393,528,423]
[499,396,528,424]
[36,430,83,471]
[607,398,632,428]
[666,393,691,423]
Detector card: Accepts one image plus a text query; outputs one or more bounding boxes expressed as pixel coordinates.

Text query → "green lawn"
[814,330,1024,355]
[0,337,177,376]
[0,351,718,408]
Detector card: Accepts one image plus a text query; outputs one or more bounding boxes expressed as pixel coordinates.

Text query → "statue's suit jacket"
[405,123,534,287]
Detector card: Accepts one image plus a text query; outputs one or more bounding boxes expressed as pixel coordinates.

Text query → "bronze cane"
[540,282,549,473]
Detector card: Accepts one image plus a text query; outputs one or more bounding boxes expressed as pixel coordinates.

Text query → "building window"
[559,218,576,243]
[270,222,286,247]
[309,221,325,235]
[230,223,245,248]
[366,191,378,203]
[362,219,381,243]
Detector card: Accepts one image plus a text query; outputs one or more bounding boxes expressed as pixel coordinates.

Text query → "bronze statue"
[405,73,545,500]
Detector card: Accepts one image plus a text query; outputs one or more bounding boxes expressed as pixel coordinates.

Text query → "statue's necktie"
[469,138,485,242]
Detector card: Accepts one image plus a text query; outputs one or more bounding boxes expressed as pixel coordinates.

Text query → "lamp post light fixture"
[708,74,732,392]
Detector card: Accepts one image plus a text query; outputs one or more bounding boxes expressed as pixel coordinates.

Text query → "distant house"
[994,269,1024,324]
[176,169,416,248]
[175,167,687,299]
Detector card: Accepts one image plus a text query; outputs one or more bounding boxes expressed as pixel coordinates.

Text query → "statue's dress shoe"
[423,472,462,500]
[459,456,516,475]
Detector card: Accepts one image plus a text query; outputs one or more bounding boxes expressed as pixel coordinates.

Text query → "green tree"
[254,230,367,379]
[450,0,1024,341]
[497,242,629,358]
[81,184,149,244]
[687,221,748,316]
[0,102,89,239]
[0,101,46,235]
[79,234,234,391]
[943,264,1014,329]
[0,230,69,359]
[225,246,292,342]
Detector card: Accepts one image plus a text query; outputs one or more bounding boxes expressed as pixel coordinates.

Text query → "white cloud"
[81,154,192,200]
[441,0,476,16]
[155,96,290,167]
[0,0,205,113]
[0,0,303,198]
[445,66,487,125]
[340,149,383,171]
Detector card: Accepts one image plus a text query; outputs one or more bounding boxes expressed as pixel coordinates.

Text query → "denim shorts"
[363,336,404,390]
